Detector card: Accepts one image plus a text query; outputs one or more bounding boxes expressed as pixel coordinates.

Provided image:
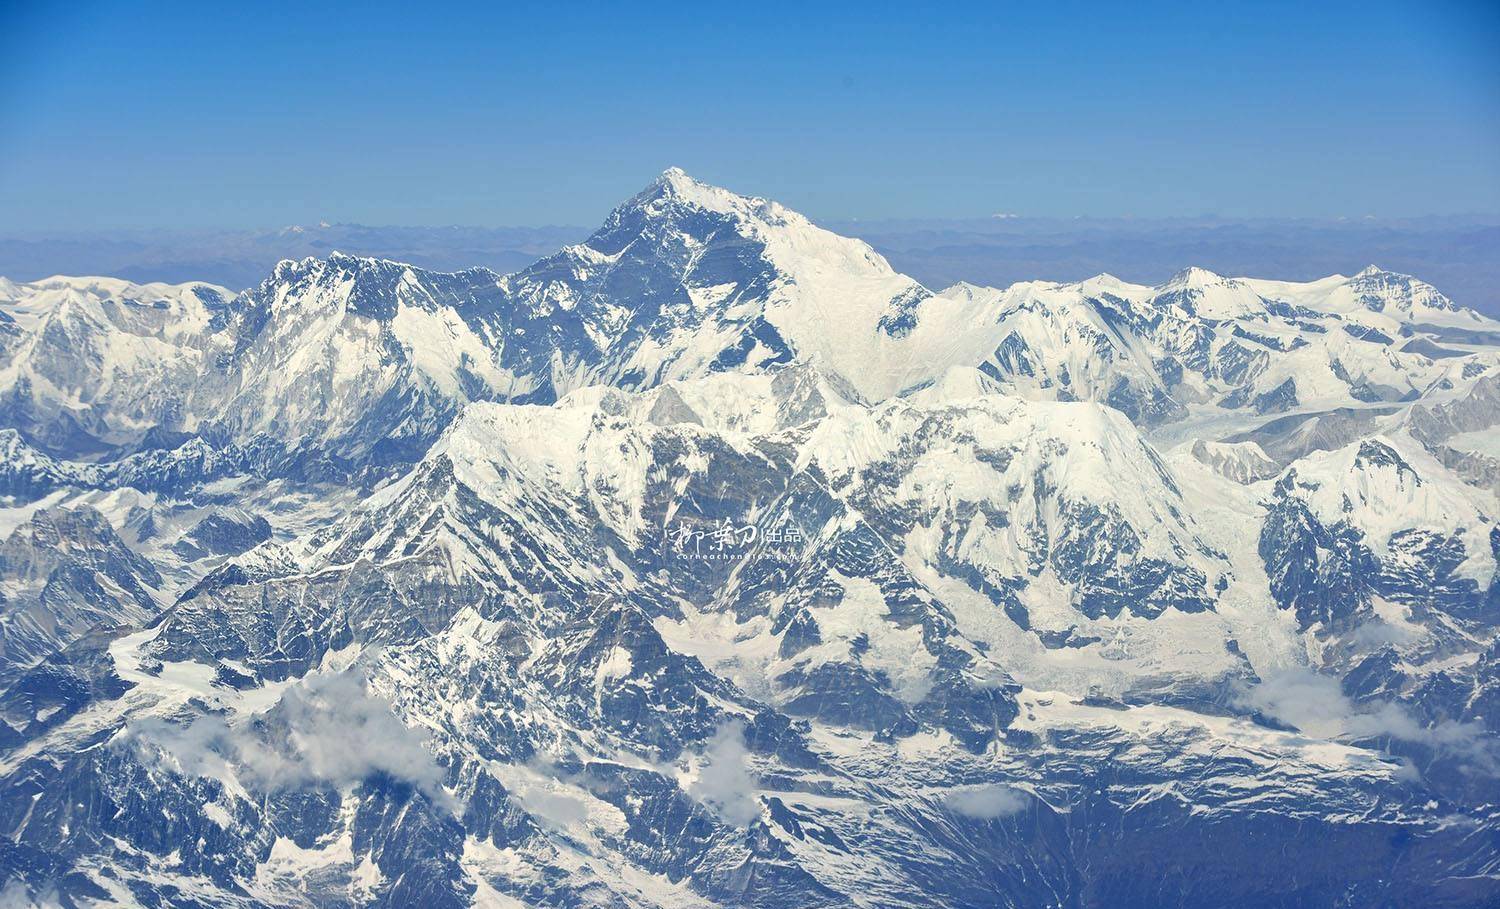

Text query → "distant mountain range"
[1,169,1498,907]
[4,208,1496,319]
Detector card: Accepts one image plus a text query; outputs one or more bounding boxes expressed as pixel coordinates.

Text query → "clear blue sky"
[2,0,1497,230]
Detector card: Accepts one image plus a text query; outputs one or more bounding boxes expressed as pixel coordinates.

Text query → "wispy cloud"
[125,670,451,808]
[0,879,57,909]
[1235,668,1497,774]
[687,721,760,828]
[941,783,1028,819]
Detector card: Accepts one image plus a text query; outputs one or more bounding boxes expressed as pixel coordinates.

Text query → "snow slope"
[1,170,1499,908]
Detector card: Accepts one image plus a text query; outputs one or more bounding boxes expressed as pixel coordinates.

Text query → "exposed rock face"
[1,172,1498,907]
[0,506,161,685]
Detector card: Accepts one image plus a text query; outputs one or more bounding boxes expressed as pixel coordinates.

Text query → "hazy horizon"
[4,208,1497,316]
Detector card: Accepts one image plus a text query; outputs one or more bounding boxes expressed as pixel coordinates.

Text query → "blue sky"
[1,0,1497,229]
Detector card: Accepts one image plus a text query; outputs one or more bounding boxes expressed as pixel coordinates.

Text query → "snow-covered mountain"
[9,169,1495,467]
[1,170,1499,907]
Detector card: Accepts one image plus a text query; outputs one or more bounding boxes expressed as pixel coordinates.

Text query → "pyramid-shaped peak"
[654,165,695,187]
[640,166,723,203]
[270,251,411,282]
[1163,266,1228,290]
[1348,265,1424,289]
[619,167,801,227]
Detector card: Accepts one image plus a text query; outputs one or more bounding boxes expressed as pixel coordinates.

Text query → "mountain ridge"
[4,170,1497,462]
[1,170,1499,907]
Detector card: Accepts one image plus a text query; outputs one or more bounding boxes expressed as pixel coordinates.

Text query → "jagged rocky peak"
[487,170,933,402]
[265,249,403,286]
[1190,438,1281,484]
[252,250,503,320]
[0,505,162,683]
[628,166,810,230]
[1346,264,1459,315]
[0,505,155,581]
[6,180,1500,905]
[584,167,905,281]
[1150,265,1270,319]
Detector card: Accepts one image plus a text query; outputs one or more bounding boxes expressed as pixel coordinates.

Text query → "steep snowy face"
[0,276,227,340]
[0,506,161,685]
[284,375,1245,715]
[1339,265,1465,320]
[798,394,1223,618]
[0,257,535,462]
[4,174,1497,468]
[479,167,930,401]
[1151,266,1276,320]
[12,362,1493,908]
[0,276,231,455]
[904,266,1500,435]
[1238,265,1475,325]
[5,173,1500,908]
[1251,435,1500,786]
[209,253,519,461]
[899,280,1191,425]
[1261,436,1498,634]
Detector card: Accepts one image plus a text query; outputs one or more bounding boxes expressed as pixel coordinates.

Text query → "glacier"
[1,169,1498,907]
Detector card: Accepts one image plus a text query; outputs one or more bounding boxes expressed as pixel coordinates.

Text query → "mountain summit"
[7,170,1495,465]
[1,170,1499,907]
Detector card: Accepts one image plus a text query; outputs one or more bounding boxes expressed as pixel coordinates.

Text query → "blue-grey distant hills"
[1,170,1499,908]
[4,210,1496,318]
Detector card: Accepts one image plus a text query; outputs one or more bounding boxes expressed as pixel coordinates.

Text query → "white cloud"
[1236,668,1496,773]
[942,783,1028,819]
[126,670,451,808]
[687,721,760,828]
[0,879,58,909]
[1346,620,1420,650]
[513,782,591,830]
[505,757,595,833]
